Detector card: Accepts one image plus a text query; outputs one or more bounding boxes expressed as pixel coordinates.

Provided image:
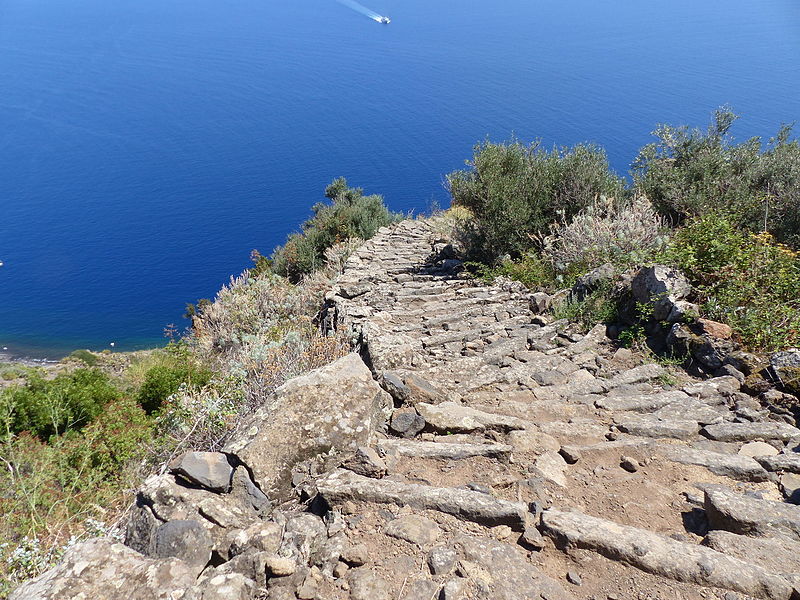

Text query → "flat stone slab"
[416,401,528,433]
[595,390,689,412]
[702,422,800,443]
[660,445,771,482]
[652,400,727,425]
[756,453,800,474]
[377,439,512,460]
[705,530,800,577]
[705,487,800,542]
[606,364,665,387]
[9,538,197,600]
[614,414,699,440]
[317,469,527,529]
[541,508,795,600]
[169,451,234,493]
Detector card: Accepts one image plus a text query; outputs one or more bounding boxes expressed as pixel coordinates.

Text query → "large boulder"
[9,538,197,600]
[224,354,391,501]
[631,265,697,323]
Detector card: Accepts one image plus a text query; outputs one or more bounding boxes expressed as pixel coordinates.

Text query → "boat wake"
[336,0,389,23]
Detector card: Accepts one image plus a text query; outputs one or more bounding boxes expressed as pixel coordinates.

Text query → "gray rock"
[169,451,234,493]
[705,487,800,541]
[529,292,552,314]
[439,578,466,600]
[519,525,546,550]
[378,439,512,460]
[607,364,665,387]
[401,579,441,600]
[9,538,197,600]
[614,414,699,440]
[265,555,296,576]
[739,442,780,458]
[386,515,442,546]
[318,469,527,529]
[702,422,800,443]
[405,373,447,405]
[231,467,270,513]
[559,446,581,464]
[508,430,561,456]
[755,453,800,474]
[151,519,213,572]
[224,354,391,501]
[382,371,410,403]
[531,451,569,487]
[566,570,582,586]
[389,409,426,438]
[771,350,800,370]
[428,546,458,575]
[620,456,639,473]
[453,534,575,600]
[340,543,369,566]
[661,446,771,482]
[349,570,392,600]
[704,530,800,577]
[595,390,689,412]
[343,446,387,478]
[197,573,255,600]
[541,508,794,600]
[631,265,693,322]
[416,401,528,433]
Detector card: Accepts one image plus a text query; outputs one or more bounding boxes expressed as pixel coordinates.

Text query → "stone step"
[377,439,513,460]
[540,508,796,600]
[704,486,800,542]
[317,469,527,529]
[660,444,771,482]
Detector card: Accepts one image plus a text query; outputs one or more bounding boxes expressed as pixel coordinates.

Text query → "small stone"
[566,570,582,586]
[738,441,779,458]
[492,525,513,540]
[343,446,387,479]
[440,577,465,600]
[427,545,457,575]
[519,525,545,550]
[559,446,581,464]
[169,451,234,492]
[389,409,426,438]
[265,556,296,577]
[151,520,213,570]
[620,456,640,473]
[334,561,350,578]
[386,515,441,546]
[349,570,391,600]
[296,577,318,599]
[341,543,369,566]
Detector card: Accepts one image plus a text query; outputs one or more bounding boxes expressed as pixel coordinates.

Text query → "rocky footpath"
[13,219,800,600]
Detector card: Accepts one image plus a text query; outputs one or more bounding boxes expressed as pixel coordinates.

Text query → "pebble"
[620,456,640,473]
[567,570,582,586]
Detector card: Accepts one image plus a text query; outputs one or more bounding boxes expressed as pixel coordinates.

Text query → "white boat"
[378,16,390,24]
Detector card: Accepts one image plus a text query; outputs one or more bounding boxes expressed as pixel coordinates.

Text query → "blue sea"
[1,0,798,359]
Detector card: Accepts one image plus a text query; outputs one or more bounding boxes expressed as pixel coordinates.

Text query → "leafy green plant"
[65,350,99,367]
[271,178,403,281]
[661,214,800,351]
[552,282,619,329]
[633,107,800,247]
[1,369,121,440]
[447,139,625,260]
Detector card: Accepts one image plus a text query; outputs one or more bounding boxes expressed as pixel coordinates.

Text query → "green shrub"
[661,214,800,351]
[271,178,403,281]
[447,139,625,260]
[1,369,121,440]
[66,349,99,367]
[552,281,619,329]
[633,107,800,247]
[466,254,558,290]
[542,196,669,274]
[136,362,211,414]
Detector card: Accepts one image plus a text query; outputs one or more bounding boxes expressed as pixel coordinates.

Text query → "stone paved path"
[318,218,800,600]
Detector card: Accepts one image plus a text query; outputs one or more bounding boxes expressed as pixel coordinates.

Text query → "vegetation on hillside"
[0,177,389,596]
[450,108,800,352]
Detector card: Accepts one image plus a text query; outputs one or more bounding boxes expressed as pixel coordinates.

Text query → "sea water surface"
[1,0,799,358]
